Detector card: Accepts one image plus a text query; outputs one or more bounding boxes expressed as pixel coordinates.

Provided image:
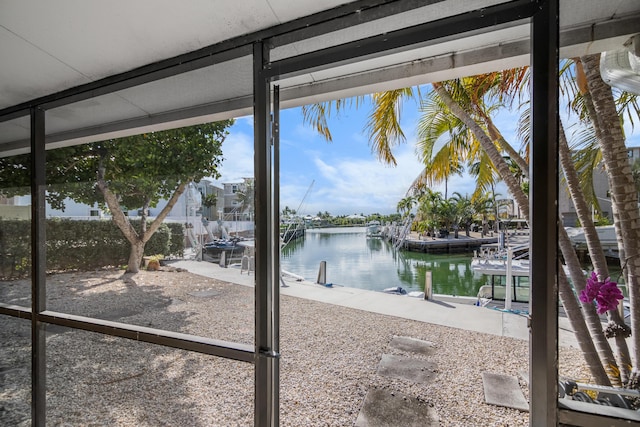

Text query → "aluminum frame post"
[30,106,47,426]
[529,0,559,425]
[271,84,281,426]
[253,41,279,427]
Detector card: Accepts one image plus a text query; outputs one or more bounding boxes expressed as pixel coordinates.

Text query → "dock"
[389,230,498,254]
[399,236,498,253]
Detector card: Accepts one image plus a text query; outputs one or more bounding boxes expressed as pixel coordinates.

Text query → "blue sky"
[216,94,498,217]
[215,92,639,217]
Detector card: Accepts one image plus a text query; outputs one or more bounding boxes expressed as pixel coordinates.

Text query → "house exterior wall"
[559,164,614,227]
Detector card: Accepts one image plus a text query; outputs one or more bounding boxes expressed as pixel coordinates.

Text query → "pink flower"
[579,272,600,303]
[595,280,624,315]
[579,272,623,315]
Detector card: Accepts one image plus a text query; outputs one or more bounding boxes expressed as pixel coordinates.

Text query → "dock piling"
[316,261,327,285]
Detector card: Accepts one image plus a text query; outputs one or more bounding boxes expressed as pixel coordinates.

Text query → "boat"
[202,237,247,263]
[382,286,407,295]
[471,245,531,303]
[366,220,383,238]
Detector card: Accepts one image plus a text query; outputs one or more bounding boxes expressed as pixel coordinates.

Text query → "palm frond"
[366,88,415,165]
[300,96,364,142]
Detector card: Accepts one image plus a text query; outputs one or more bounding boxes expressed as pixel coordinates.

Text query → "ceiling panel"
[115,56,253,116]
[0,26,91,109]
[0,0,355,110]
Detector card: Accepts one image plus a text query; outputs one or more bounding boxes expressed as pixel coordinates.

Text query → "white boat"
[471,246,530,303]
[366,220,382,238]
[471,257,530,277]
[472,246,576,304]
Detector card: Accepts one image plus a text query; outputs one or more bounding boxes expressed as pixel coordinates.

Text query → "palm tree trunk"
[581,54,640,378]
[559,120,631,382]
[558,267,612,385]
[559,226,620,385]
[484,115,530,179]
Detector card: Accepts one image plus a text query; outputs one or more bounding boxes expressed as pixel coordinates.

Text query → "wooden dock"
[391,232,498,254]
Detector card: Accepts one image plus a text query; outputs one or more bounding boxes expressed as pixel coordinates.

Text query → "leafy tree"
[235,178,255,220]
[0,121,233,273]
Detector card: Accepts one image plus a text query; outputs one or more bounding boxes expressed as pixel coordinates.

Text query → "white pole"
[505,247,513,310]
[425,270,433,300]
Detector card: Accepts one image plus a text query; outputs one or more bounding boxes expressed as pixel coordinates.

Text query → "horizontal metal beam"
[0,303,32,319]
[37,310,255,363]
[559,400,640,426]
[265,0,538,79]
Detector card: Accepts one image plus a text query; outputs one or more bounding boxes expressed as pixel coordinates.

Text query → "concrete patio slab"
[482,372,529,412]
[355,388,440,427]
[376,354,437,385]
[389,336,436,356]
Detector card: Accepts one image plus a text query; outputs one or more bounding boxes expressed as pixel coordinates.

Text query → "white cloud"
[215,130,254,184]
[295,144,425,215]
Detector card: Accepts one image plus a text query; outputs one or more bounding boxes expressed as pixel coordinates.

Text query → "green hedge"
[166,222,185,257]
[0,218,184,279]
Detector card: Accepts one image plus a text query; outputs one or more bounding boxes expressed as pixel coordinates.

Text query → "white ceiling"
[1,0,639,155]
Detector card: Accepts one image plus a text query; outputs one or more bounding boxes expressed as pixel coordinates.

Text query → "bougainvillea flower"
[579,272,623,315]
[595,279,624,315]
[579,272,601,303]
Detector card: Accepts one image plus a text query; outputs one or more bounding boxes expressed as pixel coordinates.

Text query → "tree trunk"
[558,267,612,385]
[97,164,190,273]
[128,240,145,274]
[581,54,640,379]
[484,114,530,179]
[559,120,631,382]
[559,226,620,385]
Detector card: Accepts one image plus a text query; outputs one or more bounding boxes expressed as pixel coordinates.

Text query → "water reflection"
[281,227,487,296]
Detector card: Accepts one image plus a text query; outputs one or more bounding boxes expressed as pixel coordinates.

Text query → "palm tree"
[431,79,626,384]
[437,73,634,384]
[416,188,443,237]
[471,193,494,237]
[510,63,633,383]
[396,196,415,218]
[451,192,474,237]
[557,120,629,385]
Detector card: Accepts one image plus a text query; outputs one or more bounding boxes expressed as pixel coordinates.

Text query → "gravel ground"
[1,268,591,426]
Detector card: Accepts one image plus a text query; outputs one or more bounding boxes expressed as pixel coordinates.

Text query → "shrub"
[0,218,184,279]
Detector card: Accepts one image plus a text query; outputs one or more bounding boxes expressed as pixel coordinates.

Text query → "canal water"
[280,226,488,297]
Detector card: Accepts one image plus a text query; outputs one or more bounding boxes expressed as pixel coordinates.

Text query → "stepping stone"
[389,336,436,356]
[188,289,220,298]
[355,388,440,427]
[482,372,529,412]
[377,354,437,385]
